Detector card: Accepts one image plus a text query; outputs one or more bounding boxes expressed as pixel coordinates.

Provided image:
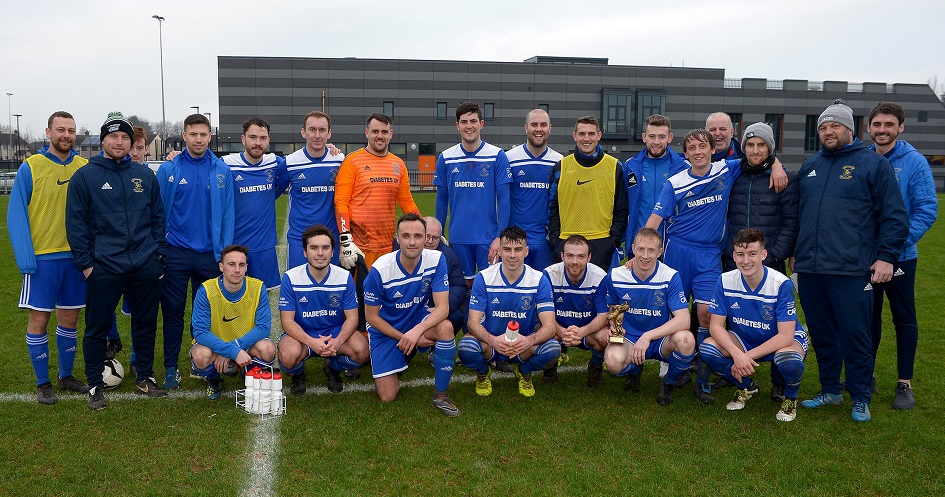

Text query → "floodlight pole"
[152,15,166,156]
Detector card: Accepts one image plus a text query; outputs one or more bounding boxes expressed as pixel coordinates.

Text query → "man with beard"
[506,109,563,270]
[865,101,937,410]
[8,111,90,404]
[222,117,289,290]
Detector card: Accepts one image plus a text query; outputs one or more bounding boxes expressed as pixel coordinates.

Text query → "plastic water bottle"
[259,372,272,414]
[271,373,283,415]
[250,370,261,413]
[504,320,520,343]
[243,370,255,413]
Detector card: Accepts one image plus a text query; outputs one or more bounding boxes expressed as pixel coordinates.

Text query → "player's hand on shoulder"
[327,143,341,156]
[166,150,181,161]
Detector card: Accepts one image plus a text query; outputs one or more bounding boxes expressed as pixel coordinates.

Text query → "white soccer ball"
[103,358,125,389]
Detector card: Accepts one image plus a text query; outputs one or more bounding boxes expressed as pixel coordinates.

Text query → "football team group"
[9,98,935,423]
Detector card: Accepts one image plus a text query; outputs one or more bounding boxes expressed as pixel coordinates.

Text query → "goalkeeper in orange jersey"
[334,113,421,269]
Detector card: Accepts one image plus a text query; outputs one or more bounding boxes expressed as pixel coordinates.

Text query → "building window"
[764,114,783,152]
[805,115,820,152]
[483,103,495,121]
[918,111,928,123]
[383,101,394,117]
[436,102,447,120]
[602,89,631,136]
[727,113,743,141]
[853,115,863,140]
[538,103,549,113]
[636,91,665,132]
[419,143,437,155]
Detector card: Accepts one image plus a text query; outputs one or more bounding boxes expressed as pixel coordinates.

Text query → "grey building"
[218,55,945,190]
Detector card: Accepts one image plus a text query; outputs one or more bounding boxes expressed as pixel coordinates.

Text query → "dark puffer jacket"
[723,157,798,272]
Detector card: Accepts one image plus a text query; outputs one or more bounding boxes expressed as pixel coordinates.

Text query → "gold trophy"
[608,303,630,343]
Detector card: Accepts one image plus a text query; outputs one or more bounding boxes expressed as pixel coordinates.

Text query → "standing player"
[866,102,937,410]
[335,113,420,269]
[278,225,369,395]
[644,129,785,404]
[8,111,89,403]
[506,108,563,270]
[542,235,609,386]
[605,228,693,405]
[701,229,808,421]
[364,214,460,416]
[434,101,512,283]
[458,226,560,397]
[706,112,743,162]
[156,113,235,389]
[285,111,345,269]
[222,117,289,290]
[548,116,628,270]
[795,100,907,422]
[190,245,275,400]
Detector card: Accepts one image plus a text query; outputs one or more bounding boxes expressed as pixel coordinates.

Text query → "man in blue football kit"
[458,226,560,398]
[364,214,460,417]
[506,109,563,270]
[605,228,693,405]
[701,229,808,421]
[541,234,609,386]
[277,224,369,395]
[285,111,345,269]
[644,129,785,403]
[434,101,512,282]
[156,113,234,390]
[222,117,289,289]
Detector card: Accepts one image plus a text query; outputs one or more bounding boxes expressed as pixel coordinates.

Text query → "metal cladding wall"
[218,56,945,188]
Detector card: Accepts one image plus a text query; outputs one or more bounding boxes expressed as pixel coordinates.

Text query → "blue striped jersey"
[506,144,563,246]
[607,261,688,341]
[708,267,800,344]
[363,249,449,333]
[279,263,358,336]
[223,152,288,251]
[433,141,512,244]
[543,261,609,329]
[285,148,345,241]
[469,263,554,337]
[652,159,741,246]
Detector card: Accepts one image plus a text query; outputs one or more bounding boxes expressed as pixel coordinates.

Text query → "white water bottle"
[243,371,255,413]
[271,373,284,415]
[251,371,261,413]
[259,372,272,414]
[504,320,520,343]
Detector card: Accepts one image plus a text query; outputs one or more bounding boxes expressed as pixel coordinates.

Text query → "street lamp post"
[6,93,11,160]
[203,112,212,152]
[12,113,21,158]
[191,105,200,116]
[152,15,166,157]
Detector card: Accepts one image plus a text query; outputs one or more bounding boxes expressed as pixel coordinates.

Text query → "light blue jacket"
[870,140,938,261]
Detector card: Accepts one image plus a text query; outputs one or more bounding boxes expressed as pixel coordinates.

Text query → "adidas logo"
[491,297,500,304]
[364,165,371,171]
[66,346,76,353]
[556,297,563,302]
[685,191,694,197]
[893,268,905,277]
[299,296,308,303]
[452,167,460,173]
[730,302,740,309]
[621,293,630,300]
[178,178,189,185]
[864,283,873,291]
[517,170,525,176]
[393,291,403,299]
[167,175,174,182]
[298,173,306,179]
[807,170,817,178]
[439,365,454,372]
[35,352,48,360]
[101,182,112,190]
[235,174,244,181]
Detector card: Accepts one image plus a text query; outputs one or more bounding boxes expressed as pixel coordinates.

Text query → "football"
[103,358,125,389]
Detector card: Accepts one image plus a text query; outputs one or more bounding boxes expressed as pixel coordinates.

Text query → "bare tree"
[928,76,945,102]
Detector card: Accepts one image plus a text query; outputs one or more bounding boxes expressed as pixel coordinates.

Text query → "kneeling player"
[543,234,610,386]
[700,229,807,421]
[364,214,460,417]
[190,245,276,400]
[278,225,369,395]
[605,228,693,405]
[458,226,560,397]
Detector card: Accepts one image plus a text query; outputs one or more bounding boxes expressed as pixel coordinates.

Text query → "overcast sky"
[2,0,942,139]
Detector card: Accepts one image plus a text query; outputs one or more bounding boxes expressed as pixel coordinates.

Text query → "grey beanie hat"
[742,122,775,153]
[817,99,855,131]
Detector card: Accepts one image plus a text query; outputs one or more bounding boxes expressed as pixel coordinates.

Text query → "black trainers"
[587,364,603,387]
[623,372,642,393]
[223,360,240,377]
[657,381,675,405]
[892,381,915,410]
[88,386,108,410]
[343,368,361,379]
[770,384,786,403]
[543,363,559,384]
[694,383,715,404]
[324,362,343,393]
[674,370,692,387]
[106,338,123,360]
[36,382,58,405]
[57,375,90,393]
[494,360,513,373]
[290,371,307,397]
[135,377,168,398]
[206,377,224,400]
[709,375,735,390]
